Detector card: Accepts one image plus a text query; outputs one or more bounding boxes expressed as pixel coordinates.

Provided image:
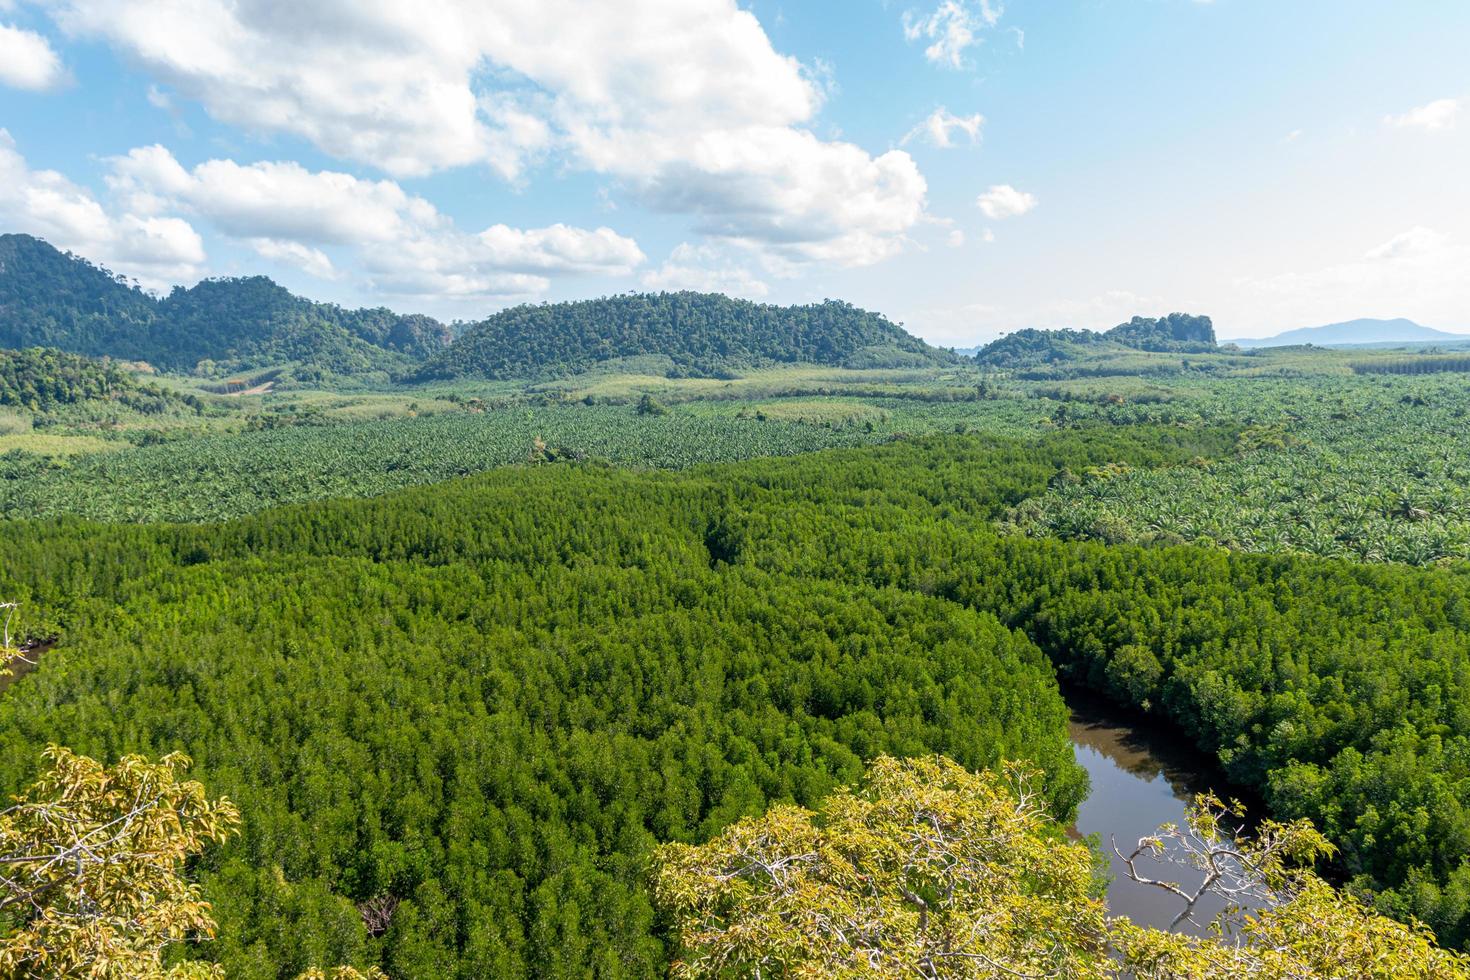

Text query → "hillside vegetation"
[1,235,952,386]
[0,346,198,414]
[0,234,449,380]
[414,292,951,380]
[975,313,1217,369]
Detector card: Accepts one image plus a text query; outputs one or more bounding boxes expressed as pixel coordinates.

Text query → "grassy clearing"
[0,432,126,456]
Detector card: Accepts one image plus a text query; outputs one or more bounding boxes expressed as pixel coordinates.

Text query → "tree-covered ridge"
[971,327,1108,368]
[0,234,450,379]
[0,346,197,414]
[0,233,158,357]
[975,313,1217,368]
[414,292,952,380]
[158,276,451,374]
[1105,313,1216,350]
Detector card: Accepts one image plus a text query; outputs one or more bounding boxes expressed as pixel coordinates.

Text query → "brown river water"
[1069,692,1261,935]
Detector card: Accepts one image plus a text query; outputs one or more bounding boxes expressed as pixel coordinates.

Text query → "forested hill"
[975,313,1217,368]
[157,276,450,378]
[0,233,450,378]
[0,346,199,413]
[413,292,952,380]
[0,233,157,357]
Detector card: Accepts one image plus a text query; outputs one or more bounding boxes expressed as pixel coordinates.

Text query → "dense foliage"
[656,755,1108,978]
[4,428,1470,971]
[0,346,198,414]
[1354,353,1470,375]
[970,328,1107,369]
[0,428,1237,975]
[0,234,158,357]
[0,747,240,978]
[159,277,449,377]
[973,314,1216,368]
[1010,374,1470,564]
[414,292,950,381]
[1103,313,1216,351]
[0,406,890,522]
[658,755,1470,980]
[0,235,449,379]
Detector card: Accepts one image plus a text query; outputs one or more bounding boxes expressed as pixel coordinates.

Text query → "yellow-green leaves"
[1115,877,1470,980]
[0,745,240,978]
[656,755,1470,980]
[654,755,1110,979]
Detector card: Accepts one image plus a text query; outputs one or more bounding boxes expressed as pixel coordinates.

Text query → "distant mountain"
[0,233,451,379]
[972,313,1217,368]
[1229,318,1470,348]
[414,292,953,381]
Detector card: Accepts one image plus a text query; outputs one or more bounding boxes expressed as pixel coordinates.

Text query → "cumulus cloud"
[635,128,926,267]
[903,107,984,148]
[39,0,926,268]
[1384,98,1461,132]
[0,130,203,287]
[106,145,645,298]
[641,242,769,298]
[0,23,66,90]
[976,184,1036,219]
[902,1,1002,69]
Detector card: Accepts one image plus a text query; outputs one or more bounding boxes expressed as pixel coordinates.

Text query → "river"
[1068,692,1259,935]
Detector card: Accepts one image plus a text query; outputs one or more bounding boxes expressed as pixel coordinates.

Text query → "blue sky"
[1,0,1466,343]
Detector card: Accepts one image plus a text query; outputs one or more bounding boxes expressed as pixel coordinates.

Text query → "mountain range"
[0,233,451,382]
[1227,318,1470,348]
[0,233,949,383]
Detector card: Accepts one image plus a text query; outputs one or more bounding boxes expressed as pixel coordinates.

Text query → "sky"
[0,0,1466,345]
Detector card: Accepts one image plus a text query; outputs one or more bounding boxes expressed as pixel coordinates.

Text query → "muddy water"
[0,641,51,695]
[1068,693,1260,935]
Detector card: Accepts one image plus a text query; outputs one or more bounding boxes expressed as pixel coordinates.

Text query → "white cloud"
[947,229,965,247]
[41,0,926,269]
[250,238,336,280]
[1231,226,1469,332]
[1385,98,1461,132]
[902,1,1002,69]
[0,130,203,287]
[903,107,984,148]
[641,242,769,298]
[0,23,66,90]
[1363,225,1447,261]
[634,128,926,267]
[976,184,1036,220]
[106,145,645,298]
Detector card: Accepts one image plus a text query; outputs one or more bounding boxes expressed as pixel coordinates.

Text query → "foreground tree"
[654,755,1110,979]
[0,746,240,978]
[655,755,1470,980]
[1114,794,1470,979]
